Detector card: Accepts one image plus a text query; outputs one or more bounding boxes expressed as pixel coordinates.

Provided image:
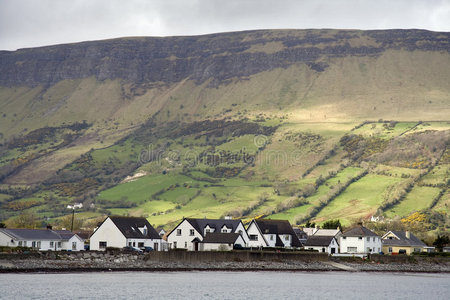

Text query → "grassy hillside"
[0,29,449,232]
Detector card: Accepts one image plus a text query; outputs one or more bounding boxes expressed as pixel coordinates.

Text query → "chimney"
[46,225,52,230]
[405,231,410,239]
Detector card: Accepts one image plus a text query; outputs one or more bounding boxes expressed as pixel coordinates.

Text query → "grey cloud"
[0,0,449,50]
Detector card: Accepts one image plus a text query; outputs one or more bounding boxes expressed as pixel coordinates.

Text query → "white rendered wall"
[167,219,202,250]
[89,218,126,251]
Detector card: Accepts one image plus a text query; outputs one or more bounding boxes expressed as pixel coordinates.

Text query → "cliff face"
[1,29,449,87]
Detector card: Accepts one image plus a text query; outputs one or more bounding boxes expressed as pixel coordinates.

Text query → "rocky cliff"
[1,29,449,87]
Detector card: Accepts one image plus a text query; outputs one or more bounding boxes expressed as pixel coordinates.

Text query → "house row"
[301,225,432,255]
[0,215,433,255]
[0,227,84,251]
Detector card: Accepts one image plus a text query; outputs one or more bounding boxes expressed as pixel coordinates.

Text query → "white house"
[0,228,84,251]
[303,236,338,254]
[167,218,249,251]
[89,216,165,251]
[200,233,246,251]
[339,224,381,254]
[246,219,302,249]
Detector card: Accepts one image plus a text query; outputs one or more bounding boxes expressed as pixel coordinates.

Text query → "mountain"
[0,29,448,233]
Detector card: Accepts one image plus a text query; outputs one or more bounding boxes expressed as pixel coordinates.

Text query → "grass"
[97,173,199,203]
[419,164,449,186]
[313,174,405,226]
[385,186,442,218]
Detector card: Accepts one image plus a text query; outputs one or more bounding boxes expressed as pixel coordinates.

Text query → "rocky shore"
[0,251,449,273]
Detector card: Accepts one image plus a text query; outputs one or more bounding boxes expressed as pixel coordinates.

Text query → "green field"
[385,186,442,218]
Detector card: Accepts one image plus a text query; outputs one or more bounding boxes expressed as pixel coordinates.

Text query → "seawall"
[0,251,448,273]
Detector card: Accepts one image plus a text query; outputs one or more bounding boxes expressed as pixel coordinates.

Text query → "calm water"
[0,271,448,299]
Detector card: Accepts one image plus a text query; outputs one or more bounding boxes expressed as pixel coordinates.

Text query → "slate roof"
[201,233,241,244]
[185,218,242,237]
[314,229,341,237]
[382,231,427,247]
[304,236,335,247]
[53,230,79,241]
[0,228,62,240]
[342,225,378,237]
[108,216,161,239]
[255,219,302,247]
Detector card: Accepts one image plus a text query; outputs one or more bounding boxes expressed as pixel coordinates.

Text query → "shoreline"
[1,267,450,274]
[1,251,449,274]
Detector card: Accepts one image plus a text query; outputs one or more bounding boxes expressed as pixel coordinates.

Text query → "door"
[194,242,199,251]
[331,247,336,254]
[153,242,158,251]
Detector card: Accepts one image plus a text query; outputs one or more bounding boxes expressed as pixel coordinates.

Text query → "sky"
[1,0,449,50]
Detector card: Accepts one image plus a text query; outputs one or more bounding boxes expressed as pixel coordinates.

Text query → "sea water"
[0,271,448,299]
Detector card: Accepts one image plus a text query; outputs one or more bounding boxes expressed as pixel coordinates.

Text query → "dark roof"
[275,235,284,247]
[53,230,79,241]
[201,233,241,244]
[0,228,62,240]
[108,216,161,239]
[342,225,378,237]
[185,218,243,237]
[255,219,302,247]
[304,236,335,247]
[382,231,427,247]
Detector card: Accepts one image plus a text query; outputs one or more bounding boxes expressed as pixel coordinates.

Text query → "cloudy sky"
[1,0,449,50]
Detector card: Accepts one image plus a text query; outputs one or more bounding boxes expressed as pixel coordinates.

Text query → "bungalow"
[339,224,381,254]
[246,219,302,249]
[200,233,246,251]
[167,218,249,251]
[0,228,84,251]
[382,231,431,255]
[89,216,164,251]
[304,236,339,254]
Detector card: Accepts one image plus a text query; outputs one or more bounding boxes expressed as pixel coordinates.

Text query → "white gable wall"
[167,219,202,250]
[61,235,84,251]
[90,218,126,251]
[246,221,267,248]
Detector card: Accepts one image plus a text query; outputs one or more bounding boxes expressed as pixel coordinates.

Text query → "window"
[285,235,290,241]
[50,241,54,248]
[132,242,136,247]
[23,241,27,247]
[36,241,41,248]
[414,248,421,253]
[138,242,144,248]
[18,241,23,247]
[270,235,274,241]
[190,229,195,236]
[129,242,132,246]
[367,237,370,242]
[173,241,177,249]
[347,247,357,253]
[373,237,376,242]
[99,241,107,249]
[222,229,227,233]
[32,241,36,248]
[388,247,392,253]
[249,234,258,241]
[358,237,362,240]
[177,229,182,236]
[57,242,62,248]
[205,229,211,234]
[72,242,77,250]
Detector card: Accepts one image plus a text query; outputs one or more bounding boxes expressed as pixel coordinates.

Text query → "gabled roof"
[255,219,302,247]
[0,228,62,240]
[342,225,378,237]
[53,230,79,241]
[185,218,243,237]
[314,229,341,237]
[108,216,161,239]
[304,236,335,247]
[201,233,241,244]
[382,231,427,247]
